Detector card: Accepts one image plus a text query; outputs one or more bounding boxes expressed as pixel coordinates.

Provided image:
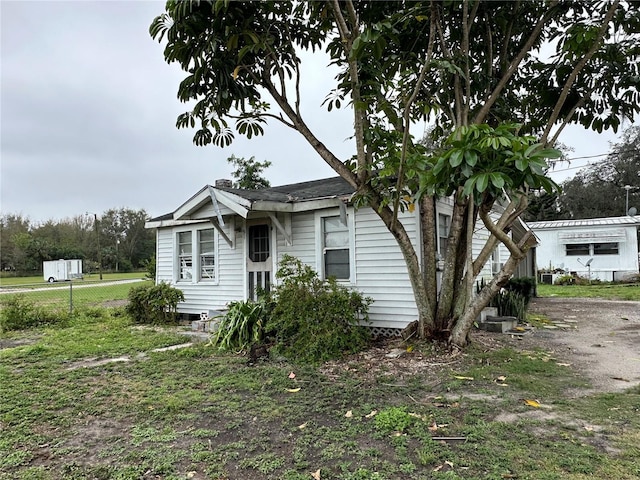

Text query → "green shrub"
[554,274,576,285]
[374,406,416,435]
[477,278,529,320]
[0,295,69,332]
[125,282,184,324]
[493,290,527,320]
[504,277,536,305]
[266,255,372,364]
[142,255,156,280]
[211,299,271,352]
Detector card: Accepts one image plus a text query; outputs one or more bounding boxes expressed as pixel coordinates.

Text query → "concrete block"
[482,316,518,333]
[477,307,498,324]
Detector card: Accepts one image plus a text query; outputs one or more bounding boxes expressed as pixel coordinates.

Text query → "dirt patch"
[528,297,640,393]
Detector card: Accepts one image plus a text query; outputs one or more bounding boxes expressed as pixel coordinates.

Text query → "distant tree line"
[0,208,155,275]
[527,126,640,221]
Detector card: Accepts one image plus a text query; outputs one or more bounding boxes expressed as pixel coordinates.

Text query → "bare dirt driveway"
[528,296,640,393]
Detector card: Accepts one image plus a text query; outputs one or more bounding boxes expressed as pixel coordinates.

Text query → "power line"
[547,148,638,174]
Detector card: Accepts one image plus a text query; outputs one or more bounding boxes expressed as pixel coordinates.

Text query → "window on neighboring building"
[177,231,193,280]
[199,229,215,280]
[322,216,350,280]
[593,243,619,255]
[565,243,590,256]
[438,214,450,257]
[248,225,270,263]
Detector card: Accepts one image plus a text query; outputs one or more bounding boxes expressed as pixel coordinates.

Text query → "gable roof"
[146,176,355,227]
[529,216,640,230]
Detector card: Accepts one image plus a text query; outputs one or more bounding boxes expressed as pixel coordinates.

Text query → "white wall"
[534,226,639,281]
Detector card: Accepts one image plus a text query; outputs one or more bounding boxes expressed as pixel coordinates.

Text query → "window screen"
[323,216,350,280]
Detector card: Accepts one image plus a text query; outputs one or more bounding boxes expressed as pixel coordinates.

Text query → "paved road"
[0,278,146,294]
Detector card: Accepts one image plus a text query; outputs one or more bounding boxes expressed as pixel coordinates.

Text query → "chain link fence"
[0,279,151,315]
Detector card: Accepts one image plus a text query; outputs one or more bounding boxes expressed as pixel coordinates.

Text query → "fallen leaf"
[406,345,414,353]
[453,375,474,381]
[186,472,197,479]
[523,399,541,408]
[298,422,308,430]
[556,362,571,367]
[345,410,353,418]
[583,425,594,432]
[365,410,378,418]
[311,469,321,480]
[496,376,507,382]
[288,371,296,379]
[286,388,301,393]
[428,423,439,432]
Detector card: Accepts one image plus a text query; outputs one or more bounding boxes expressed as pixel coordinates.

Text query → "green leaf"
[449,150,464,167]
[476,173,489,192]
[489,173,505,189]
[464,149,478,166]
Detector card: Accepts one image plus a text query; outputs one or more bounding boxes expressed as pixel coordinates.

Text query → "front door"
[247,222,272,300]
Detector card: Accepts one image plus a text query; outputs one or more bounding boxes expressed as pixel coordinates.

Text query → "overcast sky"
[0,1,629,224]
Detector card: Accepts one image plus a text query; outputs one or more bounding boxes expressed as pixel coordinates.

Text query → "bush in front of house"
[126,282,184,324]
[210,298,272,352]
[0,295,69,332]
[265,255,372,364]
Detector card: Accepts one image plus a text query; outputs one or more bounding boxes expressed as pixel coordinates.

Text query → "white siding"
[353,208,420,329]
[276,211,317,268]
[154,224,245,315]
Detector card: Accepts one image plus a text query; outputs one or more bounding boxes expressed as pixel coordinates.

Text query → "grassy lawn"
[0,272,146,287]
[537,283,640,301]
[1,312,639,479]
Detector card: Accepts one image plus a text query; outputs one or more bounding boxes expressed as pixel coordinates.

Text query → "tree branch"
[541,0,619,144]
[329,0,368,185]
[473,1,559,124]
[392,5,436,228]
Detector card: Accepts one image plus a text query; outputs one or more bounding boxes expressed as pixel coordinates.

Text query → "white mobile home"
[529,216,640,282]
[146,176,534,334]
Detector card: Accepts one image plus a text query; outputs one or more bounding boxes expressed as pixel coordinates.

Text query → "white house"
[146,176,534,334]
[528,216,640,282]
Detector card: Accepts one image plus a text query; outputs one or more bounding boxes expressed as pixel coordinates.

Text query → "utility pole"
[94,213,103,280]
[624,185,632,215]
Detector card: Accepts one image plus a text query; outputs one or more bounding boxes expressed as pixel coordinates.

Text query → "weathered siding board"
[156,229,174,283]
[276,211,317,267]
[190,203,235,219]
[354,208,419,328]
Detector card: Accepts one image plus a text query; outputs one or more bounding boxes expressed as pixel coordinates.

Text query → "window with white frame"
[199,229,215,281]
[438,214,450,256]
[322,216,350,280]
[177,231,193,281]
[177,228,217,283]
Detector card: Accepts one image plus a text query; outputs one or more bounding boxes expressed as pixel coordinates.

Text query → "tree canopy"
[152,0,639,346]
[559,126,640,218]
[0,208,155,275]
[227,154,271,189]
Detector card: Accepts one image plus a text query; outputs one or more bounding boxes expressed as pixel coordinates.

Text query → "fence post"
[69,281,73,315]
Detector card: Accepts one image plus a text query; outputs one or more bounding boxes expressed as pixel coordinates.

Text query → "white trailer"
[43,259,83,283]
